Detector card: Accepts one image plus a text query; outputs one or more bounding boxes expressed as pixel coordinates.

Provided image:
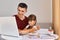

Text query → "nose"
[19,11,22,14]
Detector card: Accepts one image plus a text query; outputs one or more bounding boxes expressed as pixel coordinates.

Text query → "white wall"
[0,0,18,16]
[0,0,52,23]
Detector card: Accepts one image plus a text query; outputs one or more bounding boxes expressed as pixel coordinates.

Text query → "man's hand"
[18,29,29,34]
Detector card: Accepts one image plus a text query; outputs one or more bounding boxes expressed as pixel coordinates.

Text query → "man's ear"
[26,9,27,12]
[25,8,27,12]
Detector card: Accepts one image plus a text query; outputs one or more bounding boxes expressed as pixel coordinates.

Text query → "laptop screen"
[0,17,19,37]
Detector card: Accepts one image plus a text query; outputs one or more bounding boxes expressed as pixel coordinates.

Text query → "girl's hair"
[28,14,36,21]
[27,14,37,29]
[27,14,36,29]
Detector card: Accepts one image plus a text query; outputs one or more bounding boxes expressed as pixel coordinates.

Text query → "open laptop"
[0,17,58,40]
[0,17,20,38]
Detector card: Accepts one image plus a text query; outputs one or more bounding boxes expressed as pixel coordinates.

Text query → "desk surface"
[0,34,5,40]
[0,34,58,40]
[0,29,58,40]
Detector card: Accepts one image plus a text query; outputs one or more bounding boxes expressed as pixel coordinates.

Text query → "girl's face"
[28,20,36,26]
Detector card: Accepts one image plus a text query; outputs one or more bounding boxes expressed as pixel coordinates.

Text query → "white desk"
[1,29,58,40]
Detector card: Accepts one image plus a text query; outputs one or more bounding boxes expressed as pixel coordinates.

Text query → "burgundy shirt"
[14,15,28,30]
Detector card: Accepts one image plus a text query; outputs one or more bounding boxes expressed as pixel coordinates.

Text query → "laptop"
[0,17,20,38]
[0,17,58,40]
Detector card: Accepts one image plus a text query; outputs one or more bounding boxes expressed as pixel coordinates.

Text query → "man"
[14,3,40,34]
[15,3,28,30]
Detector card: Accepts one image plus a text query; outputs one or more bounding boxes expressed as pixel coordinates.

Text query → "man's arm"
[18,28,35,34]
[18,29,29,34]
[18,26,40,34]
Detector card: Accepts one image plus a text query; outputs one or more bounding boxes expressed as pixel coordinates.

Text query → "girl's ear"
[34,21,37,25]
[35,20,37,23]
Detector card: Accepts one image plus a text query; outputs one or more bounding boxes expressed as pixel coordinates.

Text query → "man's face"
[17,7,27,15]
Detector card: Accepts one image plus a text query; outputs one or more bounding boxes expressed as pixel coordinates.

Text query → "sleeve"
[25,25,29,29]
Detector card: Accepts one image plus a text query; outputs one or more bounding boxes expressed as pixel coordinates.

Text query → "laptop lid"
[0,17,19,37]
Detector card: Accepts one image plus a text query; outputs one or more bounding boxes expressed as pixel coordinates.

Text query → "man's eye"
[22,11,24,12]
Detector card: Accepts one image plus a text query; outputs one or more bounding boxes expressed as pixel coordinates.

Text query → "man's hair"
[28,14,36,21]
[18,3,28,9]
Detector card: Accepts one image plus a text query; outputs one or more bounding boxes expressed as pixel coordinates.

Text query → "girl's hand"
[37,25,40,30]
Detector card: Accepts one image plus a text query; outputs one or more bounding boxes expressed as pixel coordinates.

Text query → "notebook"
[0,17,20,37]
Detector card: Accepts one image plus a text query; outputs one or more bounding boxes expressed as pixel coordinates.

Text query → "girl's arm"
[18,25,40,34]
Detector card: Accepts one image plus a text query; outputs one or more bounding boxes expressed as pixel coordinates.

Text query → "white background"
[0,0,52,23]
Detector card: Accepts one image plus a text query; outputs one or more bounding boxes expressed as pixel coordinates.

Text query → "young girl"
[25,14,40,32]
[20,14,40,34]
